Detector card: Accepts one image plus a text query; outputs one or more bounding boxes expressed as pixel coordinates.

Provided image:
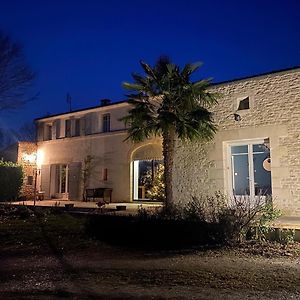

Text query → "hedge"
[0,160,23,202]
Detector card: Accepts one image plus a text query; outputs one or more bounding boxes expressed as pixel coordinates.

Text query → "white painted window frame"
[225,138,269,199]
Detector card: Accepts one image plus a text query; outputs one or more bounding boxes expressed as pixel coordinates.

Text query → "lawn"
[0,206,299,300]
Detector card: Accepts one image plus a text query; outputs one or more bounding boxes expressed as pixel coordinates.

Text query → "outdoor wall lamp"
[233,113,241,121]
[219,112,242,124]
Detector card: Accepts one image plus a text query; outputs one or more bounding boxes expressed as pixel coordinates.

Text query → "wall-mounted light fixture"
[234,113,241,121]
[222,112,242,123]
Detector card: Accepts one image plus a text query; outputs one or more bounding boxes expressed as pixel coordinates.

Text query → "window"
[237,97,250,110]
[44,124,52,141]
[102,114,110,132]
[65,119,71,137]
[229,141,271,198]
[74,119,80,136]
[27,176,33,185]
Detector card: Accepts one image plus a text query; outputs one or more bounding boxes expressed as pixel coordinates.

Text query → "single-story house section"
[33,67,300,216]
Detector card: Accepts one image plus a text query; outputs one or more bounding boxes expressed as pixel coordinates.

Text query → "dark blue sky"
[0,0,299,130]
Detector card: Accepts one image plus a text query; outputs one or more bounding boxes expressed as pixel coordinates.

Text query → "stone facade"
[1,141,37,199]
[35,67,300,215]
[173,68,300,216]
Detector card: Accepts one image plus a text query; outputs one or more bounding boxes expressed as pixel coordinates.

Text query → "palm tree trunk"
[162,127,175,212]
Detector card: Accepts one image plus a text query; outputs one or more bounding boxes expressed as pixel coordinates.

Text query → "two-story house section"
[34,67,300,216]
[35,99,163,202]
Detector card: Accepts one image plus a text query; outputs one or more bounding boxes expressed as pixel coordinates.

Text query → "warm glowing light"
[36,149,44,168]
[22,153,37,164]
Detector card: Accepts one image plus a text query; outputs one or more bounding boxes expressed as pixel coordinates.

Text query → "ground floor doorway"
[132,159,164,201]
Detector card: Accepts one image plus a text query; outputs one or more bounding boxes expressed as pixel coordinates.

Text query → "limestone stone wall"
[17,142,38,199]
[173,68,300,216]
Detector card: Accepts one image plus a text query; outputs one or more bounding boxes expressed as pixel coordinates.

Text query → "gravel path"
[0,246,299,299]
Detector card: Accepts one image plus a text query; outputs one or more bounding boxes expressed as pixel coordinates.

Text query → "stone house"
[1,141,37,199]
[34,67,300,216]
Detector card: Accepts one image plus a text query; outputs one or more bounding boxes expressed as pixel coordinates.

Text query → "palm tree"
[122,56,219,211]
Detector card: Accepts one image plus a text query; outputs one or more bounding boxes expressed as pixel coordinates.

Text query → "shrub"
[254,201,282,241]
[156,193,282,244]
[0,160,24,202]
[275,228,295,245]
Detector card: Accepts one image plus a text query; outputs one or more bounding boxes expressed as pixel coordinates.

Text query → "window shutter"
[68,162,82,200]
[80,117,86,136]
[55,120,61,139]
[85,114,92,135]
[41,164,51,198]
[91,112,99,134]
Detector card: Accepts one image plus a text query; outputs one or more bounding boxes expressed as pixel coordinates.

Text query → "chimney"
[100,99,111,106]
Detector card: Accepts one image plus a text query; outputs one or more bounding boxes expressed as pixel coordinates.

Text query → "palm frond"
[181,62,202,78]
[139,61,156,79]
[122,57,219,143]
[122,82,144,91]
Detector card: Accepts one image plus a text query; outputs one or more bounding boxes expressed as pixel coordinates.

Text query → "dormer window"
[237,96,250,111]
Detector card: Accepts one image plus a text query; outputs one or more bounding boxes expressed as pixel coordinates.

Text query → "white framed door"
[227,139,272,199]
[54,164,69,199]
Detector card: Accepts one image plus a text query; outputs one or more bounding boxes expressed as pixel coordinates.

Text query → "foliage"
[122,56,219,209]
[183,192,228,222]
[0,208,91,253]
[275,229,295,245]
[137,193,283,244]
[0,160,23,201]
[255,201,282,241]
[140,164,165,201]
[0,204,33,220]
[82,155,94,200]
[122,57,218,143]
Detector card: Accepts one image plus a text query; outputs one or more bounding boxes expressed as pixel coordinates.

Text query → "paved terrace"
[8,200,300,230]
[10,200,163,216]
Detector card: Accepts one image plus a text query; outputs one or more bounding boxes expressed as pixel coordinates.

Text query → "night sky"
[0,0,299,130]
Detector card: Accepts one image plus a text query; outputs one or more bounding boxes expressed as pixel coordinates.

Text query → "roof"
[212,65,300,86]
[35,99,129,121]
[36,66,300,121]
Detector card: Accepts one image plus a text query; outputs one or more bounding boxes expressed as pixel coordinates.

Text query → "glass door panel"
[133,159,163,201]
[231,147,249,195]
[253,144,272,196]
[230,142,272,198]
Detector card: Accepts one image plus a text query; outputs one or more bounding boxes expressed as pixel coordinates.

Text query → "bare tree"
[0,32,35,111]
[17,121,36,141]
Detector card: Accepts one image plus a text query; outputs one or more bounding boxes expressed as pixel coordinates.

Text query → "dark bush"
[0,160,23,202]
[85,214,228,249]
[85,193,281,249]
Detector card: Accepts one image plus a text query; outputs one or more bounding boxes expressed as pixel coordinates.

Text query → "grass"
[0,204,300,299]
[0,206,94,256]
